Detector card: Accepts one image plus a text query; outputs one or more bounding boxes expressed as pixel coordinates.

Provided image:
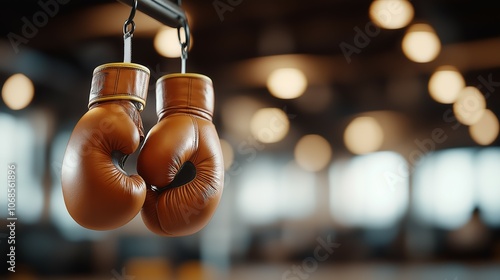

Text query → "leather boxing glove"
[62,63,149,230]
[138,73,224,236]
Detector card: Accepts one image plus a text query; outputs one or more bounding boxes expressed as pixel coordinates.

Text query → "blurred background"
[1,0,500,279]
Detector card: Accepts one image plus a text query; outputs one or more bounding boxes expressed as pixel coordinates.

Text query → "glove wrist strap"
[89,63,150,111]
[156,73,214,121]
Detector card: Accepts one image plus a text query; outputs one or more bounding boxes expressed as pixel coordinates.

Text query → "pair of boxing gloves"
[61,62,224,236]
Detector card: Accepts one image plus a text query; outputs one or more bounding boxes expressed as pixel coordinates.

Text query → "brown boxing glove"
[62,63,149,230]
[137,73,224,236]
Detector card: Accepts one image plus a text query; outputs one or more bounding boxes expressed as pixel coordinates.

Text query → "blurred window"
[236,157,316,225]
[413,147,500,229]
[0,113,44,223]
[329,151,409,228]
[476,148,500,227]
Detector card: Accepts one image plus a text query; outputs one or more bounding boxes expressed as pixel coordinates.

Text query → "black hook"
[177,18,190,73]
[123,0,138,38]
[177,19,190,53]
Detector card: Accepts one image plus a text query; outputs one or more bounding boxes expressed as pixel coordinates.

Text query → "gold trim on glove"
[156,73,212,84]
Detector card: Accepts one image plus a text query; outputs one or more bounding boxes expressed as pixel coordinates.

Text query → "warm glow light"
[294,134,332,172]
[126,258,172,280]
[219,139,234,170]
[453,86,486,125]
[369,0,414,29]
[250,108,290,143]
[402,23,441,63]
[469,109,499,145]
[428,66,465,104]
[177,261,217,280]
[267,68,308,99]
[344,116,384,155]
[154,26,192,58]
[2,73,34,110]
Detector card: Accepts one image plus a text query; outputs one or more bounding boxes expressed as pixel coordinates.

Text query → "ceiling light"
[294,134,332,172]
[402,23,441,63]
[428,66,465,104]
[154,26,192,58]
[266,68,307,99]
[344,116,384,155]
[453,86,486,125]
[369,0,414,29]
[250,108,290,143]
[469,109,499,145]
[2,73,34,110]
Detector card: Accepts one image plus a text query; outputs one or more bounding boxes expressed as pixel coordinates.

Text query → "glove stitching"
[188,77,193,117]
[113,68,120,96]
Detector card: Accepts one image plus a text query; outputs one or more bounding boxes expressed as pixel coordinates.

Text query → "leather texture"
[62,63,150,230]
[138,73,224,236]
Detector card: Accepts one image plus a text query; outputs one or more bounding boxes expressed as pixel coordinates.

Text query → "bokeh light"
[428,66,465,104]
[250,108,290,143]
[126,258,172,280]
[2,73,35,110]
[469,109,499,145]
[369,0,414,29]
[453,86,486,125]
[266,68,308,99]
[402,23,441,63]
[344,116,384,155]
[154,26,192,58]
[294,134,332,172]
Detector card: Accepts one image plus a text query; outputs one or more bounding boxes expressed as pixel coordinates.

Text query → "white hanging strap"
[124,34,132,63]
[181,50,187,74]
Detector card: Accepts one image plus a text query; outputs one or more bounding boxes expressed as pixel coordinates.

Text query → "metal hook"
[123,0,138,38]
[177,19,190,73]
[123,0,138,62]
